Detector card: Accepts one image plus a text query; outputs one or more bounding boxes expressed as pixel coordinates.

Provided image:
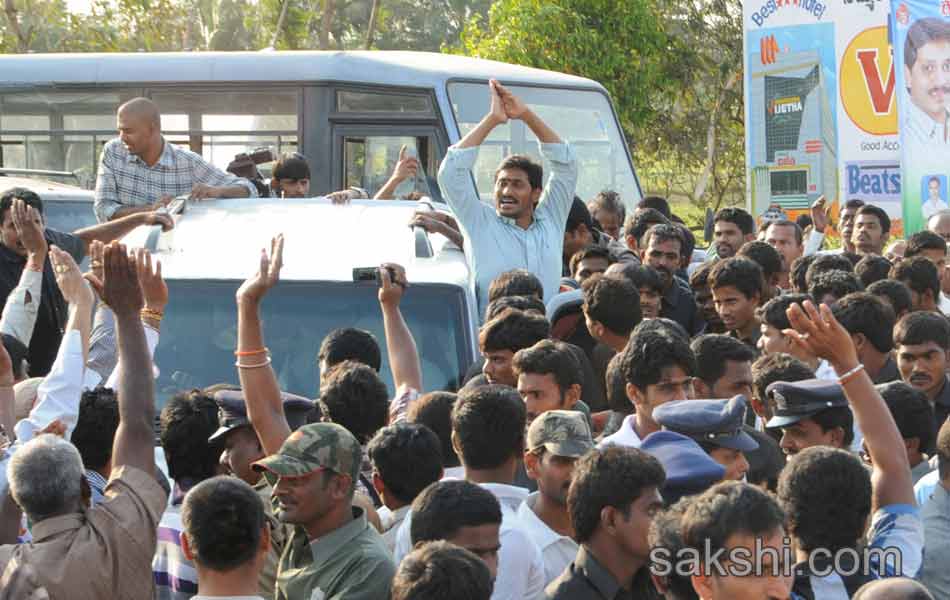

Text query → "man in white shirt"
[518,410,592,586]
[922,177,948,219]
[180,476,270,600]
[901,18,950,151]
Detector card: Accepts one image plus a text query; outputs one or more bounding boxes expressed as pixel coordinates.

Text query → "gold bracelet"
[140,308,164,321]
[236,356,272,369]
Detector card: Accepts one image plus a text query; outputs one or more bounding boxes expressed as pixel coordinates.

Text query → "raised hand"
[89,243,144,317]
[378,263,407,308]
[236,235,284,306]
[86,240,105,290]
[492,79,529,120]
[393,146,420,182]
[49,246,93,307]
[488,79,509,125]
[11,200,47,258]
[783,300,859,372]
[810,195,829,233]
[133,248,167,313]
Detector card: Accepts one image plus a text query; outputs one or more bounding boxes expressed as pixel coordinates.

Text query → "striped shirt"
[791,504,923,600]
[153,482,199,600]
[94,138,257,222]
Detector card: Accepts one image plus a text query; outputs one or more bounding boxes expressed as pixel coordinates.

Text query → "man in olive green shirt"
[253,422,395,600]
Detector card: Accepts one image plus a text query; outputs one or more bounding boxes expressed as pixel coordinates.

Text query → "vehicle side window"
[0,90,138,188]
[149,88,299,172]
[343,135,433,198]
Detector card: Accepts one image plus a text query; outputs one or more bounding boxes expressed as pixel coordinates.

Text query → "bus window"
[0,90,136,188]
[447,82,641,209]
[149,89,299,171]
[337,90,432,114]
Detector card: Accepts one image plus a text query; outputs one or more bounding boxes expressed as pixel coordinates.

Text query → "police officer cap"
[765,378,848,429]
[653,395,759,452]
[208,389,316,442]
[640,430,726,505]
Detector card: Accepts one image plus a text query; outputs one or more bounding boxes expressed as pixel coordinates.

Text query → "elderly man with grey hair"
[0,242,167,600]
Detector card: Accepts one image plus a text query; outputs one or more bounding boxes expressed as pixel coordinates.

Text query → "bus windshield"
[447,82,641,207]
[154,280,471,408]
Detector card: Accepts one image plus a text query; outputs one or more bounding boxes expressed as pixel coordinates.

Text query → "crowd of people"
[0,81,945,600]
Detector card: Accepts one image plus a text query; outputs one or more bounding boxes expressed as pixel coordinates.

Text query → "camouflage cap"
[526,410,594,458]
[252,422,360,481]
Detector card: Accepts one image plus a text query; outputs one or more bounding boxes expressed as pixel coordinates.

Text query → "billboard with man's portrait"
[889,1,950,234]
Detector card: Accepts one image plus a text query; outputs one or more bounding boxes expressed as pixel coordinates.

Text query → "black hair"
[609,263,664,294]
[790,254,818,294]
[714,207,755,235]
[845,198,867,211]
[778,446,871,553]
[319,360,389,444]
[842,251,863,267]
[271,152,310,180]
[709,257,764,301]
[890,257,940,305]
[484,294,546,321]
[905,230,947,258]
[904,17,950,70]
[808,270,864,304]
[641,223,684,257]
[495,155,543,190]
[487,269,544,303]
[624,208,671,244]
[181,476,265,572]
[867,279,914,318]
[568,446,665,543]
[392,541,493,600]
[0,187,43,224]
[767,219,804,245]
[566,196,595,234]
[620,329,696,391]
[810,406,855,447]
[367,423,443,505]
[676,224,696,263]
[589,190,625,223]
[408,392,461,468]
[751,353,814,409]
[688,260,715,289]
[638,195,672,219]
[681,481,785,564]
[605,352,632,413]
[160,389,222,482]
[451,384,526,469]
[1,334,28,380]
[71,387,119,472]
[878,382,935,455]
[854,255,893,288]
[582,274,641,337]
[795,214,813,231]
[632,317,690,344]
[756,293,812,331]
[512,339,583,393]
[831,292,895,354]
[569,245,613,279]
[318,328,381,372]
[738,240,783,282]
[856,204,891,235]
[410,480,502,545]
[805,254,855,289]
[690,334,756,389]
[478,308,549,354]
[648,498,698,600]
[745,428,786,492]
[894,310,950,350]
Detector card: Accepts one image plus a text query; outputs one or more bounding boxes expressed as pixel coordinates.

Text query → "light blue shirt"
[904,99,949,150]
[437,143,578,318]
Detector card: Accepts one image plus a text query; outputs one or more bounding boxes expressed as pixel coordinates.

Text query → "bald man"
[853,578,934,600]
[94,98,257,222]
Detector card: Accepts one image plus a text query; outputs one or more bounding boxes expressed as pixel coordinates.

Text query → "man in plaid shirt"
[94,98,257,223]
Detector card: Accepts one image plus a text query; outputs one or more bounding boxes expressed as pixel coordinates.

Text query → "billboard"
[888,1,950,234]
[743,0,904,234]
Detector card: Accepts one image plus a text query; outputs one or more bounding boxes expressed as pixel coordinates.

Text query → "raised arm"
[378,263,422,396]
[455,79,509,150]
[784,300,914,509]
[0,343,14,445]
[493,81,562,144]
[74,210,173,254]
[235,235,291,455]
[1,201,47,346]
[374,146,420,200]
[93,243,155,476]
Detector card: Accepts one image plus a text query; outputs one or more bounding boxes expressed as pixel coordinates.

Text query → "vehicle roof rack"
[144,196,187,252]
[412,198,435,259]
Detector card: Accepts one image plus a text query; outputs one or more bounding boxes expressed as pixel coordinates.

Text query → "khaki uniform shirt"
[0,465,167,600]
[255,478,285,599]
[276,506,395,600]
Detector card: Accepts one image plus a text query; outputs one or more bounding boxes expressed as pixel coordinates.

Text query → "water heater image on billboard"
[746,23,839,218]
